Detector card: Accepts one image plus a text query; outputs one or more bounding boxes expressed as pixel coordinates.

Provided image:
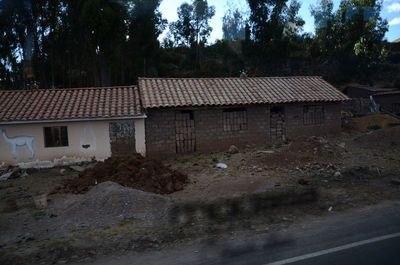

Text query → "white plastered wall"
[0,118,146,168]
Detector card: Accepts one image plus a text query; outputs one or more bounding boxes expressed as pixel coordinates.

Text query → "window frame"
[43,126,69,148]
[222,108,248,132]
[303,105,325,125]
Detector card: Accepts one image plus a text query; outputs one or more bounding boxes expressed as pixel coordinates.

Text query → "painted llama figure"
[1,129,35,160]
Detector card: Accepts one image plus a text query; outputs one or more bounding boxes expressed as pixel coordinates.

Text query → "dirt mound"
[60,154,188,194]
[345,114,400,132]
[51,181,172,227]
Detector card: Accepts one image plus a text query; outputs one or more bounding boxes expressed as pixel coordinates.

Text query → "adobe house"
[139,76,349,159]
[1,76,348,166]
[344,85,394,98]
[0,86,145,167]
[373,91,400,115]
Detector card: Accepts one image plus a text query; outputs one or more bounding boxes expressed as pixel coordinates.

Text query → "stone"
[391,178,400,185]
[298,179,309,185]
[338,142,346,148]
[0,171,13,181]
[334,171,341,178]
[59,168,67,175]
[257,150,274,154]
[228,145,239,154]
[69,165,85,172]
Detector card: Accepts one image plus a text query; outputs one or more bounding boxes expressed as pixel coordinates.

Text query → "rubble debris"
[216,163,228,169]
[298,179,309,185]
[58,154,188,194]
[0,171,12,181]
[69,165,85,172]
[391,178,400,185]
[228,145,239,154]
[257,150,275,154]
[33,194,48,209]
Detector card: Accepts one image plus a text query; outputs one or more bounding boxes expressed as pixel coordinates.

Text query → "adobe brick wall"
[145,103,341,159]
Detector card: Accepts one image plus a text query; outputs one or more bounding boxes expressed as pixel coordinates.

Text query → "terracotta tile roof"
[373,90,400,96]
[0,86,143,123]
[139,76,349,109]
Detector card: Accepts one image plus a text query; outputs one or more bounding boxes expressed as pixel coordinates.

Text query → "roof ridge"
[138,76,323,80]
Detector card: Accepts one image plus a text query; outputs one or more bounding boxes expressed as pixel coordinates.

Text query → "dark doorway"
[270,106,286,143]
[175,111,196,153]
[109,121,135,156]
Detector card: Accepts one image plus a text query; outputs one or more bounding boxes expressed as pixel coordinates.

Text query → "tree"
[128,0,166,77]
[222,7,246,41]
[247,0,288,44]
[311,0,388,82]
[283,0,305,40]
[310,0,336,56]
[169,0,215,48]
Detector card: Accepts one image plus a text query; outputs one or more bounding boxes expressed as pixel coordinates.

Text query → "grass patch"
[211,156,218,163]
[180,158,191,164]
[33,210,46,220]
[367,125,381,131]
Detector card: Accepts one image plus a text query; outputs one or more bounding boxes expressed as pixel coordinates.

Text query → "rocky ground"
[0,114,399,265]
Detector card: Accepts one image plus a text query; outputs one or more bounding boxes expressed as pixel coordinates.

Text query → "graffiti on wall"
[1,129,35,160]
[109,121,135,156]
[80,123,96,152]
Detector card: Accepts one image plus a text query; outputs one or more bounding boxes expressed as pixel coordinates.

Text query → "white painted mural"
[1,128,35,160]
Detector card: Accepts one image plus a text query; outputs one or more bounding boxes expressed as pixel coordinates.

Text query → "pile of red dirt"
[59,154,188,194]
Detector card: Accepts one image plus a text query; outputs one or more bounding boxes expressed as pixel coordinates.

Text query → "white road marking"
[264,232,400,265]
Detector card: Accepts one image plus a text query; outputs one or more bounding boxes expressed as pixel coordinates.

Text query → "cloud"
[389,17,400,25]
[387,3,400,12]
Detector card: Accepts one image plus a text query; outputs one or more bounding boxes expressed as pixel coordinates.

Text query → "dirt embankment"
[58,154,188,194]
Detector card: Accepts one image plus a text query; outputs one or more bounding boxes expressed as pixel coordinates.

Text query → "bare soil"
[0,114,399,265]
[58,154,188,194]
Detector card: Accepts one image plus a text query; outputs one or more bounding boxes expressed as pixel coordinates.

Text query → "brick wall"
[145,103,341,159]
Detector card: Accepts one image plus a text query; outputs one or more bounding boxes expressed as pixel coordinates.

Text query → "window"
[223,108,247,132]
[303,105,325,125]
[44,126,69,147]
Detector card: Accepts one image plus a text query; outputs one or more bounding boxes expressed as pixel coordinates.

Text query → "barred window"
[303,105,324,125]
[223,108,247,131]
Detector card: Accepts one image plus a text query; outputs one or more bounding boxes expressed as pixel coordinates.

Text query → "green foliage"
[310,0,388,82]
[367,125,381,130]
[169,0,215,48]
[222,7,246,41]
[0,0,394,89]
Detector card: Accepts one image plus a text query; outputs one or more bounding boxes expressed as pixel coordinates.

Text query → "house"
[343,85,400,115]
[373,91,400,115]
[139,76,348,159]
[344,85,394,98]
[0,76,349,166]
[0,86,145,167]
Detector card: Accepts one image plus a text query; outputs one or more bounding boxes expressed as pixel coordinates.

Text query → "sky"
[159,0,400,43]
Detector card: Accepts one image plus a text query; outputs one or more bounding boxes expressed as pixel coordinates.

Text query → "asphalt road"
[78,201,400,265]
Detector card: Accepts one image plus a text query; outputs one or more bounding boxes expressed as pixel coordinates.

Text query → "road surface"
[77,201,400,265]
